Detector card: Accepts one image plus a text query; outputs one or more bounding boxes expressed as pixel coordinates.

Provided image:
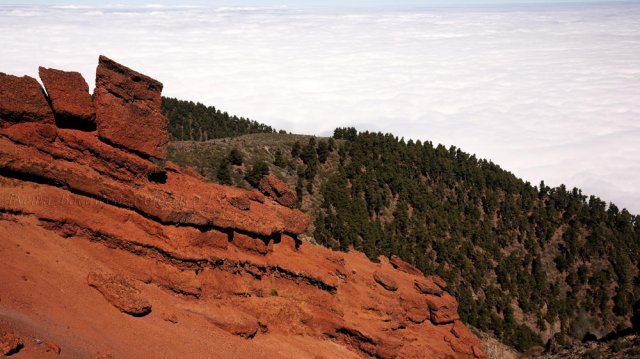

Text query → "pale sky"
[1,2,639,213]
[1,0,638,6]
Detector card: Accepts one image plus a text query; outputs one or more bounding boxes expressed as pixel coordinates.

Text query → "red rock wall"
[0,56,486,359]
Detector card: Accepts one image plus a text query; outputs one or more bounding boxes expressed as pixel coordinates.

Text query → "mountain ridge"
[163,98,640,354]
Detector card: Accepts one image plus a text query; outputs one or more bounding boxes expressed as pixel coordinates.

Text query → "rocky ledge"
[0,56,486,358]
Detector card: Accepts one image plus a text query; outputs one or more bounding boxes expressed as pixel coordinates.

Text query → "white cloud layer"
[1,3,639,213]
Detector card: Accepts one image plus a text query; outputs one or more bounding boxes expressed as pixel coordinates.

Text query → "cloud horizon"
[1,3,639,214]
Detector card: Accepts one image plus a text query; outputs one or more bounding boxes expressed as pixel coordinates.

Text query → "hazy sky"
[1,0,638,6]
[1,2,639,213]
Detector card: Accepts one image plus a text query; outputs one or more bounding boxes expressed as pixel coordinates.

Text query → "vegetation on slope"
[163,100,640,353]
[162,97,277,141]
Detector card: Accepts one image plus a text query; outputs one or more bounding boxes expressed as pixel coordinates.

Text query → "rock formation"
[0,56,486,358]
[259,174,298,208]
[94,55,168,159]
[39,66,95,130]
[0,72,54,128]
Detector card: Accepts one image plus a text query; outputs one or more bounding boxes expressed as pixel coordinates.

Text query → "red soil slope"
[0,57,486,359]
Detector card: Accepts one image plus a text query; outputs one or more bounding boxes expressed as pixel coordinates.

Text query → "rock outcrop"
[87,272,152,316]
[94,55,168,159]
[0,72,54,128]
[39,66,95,129]
[259,174,298,208]
[0,57,486,359]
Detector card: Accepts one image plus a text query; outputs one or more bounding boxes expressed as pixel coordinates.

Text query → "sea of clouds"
[1,3,639,213]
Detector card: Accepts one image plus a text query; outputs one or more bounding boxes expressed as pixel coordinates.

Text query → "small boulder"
[228,195,251,211]
[0,330,23,356]
[162,312,179,324]
[402,299,429,324]
[93,55,168,159]
[372,270,398,291]
[39,67,95,130]
[202,310,259,338]
[389,255,422,276]
[246,190,265,203]
[414,278,443,296]
[259,175,297,208]
[44,340,61,354]
[0,72,54,128]
[425,292,459,324]
[87,272,152,316]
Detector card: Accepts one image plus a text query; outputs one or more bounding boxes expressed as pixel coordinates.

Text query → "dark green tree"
[245,160,270,187]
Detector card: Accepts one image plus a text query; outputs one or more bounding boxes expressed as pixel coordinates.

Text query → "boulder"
[87,272,152,316]
[199,308,259,338]
[246,190,265,203]
[0,72,54,128]
[259,175,297,208]
[44,340,62,354]
[401,297,429,324]
[39,67,95,130]
[414,278,444,296]
[373,270,398,291]
[389,255,422,276]
[162,312,179,324]
[425,292,459,324]
[93,55,168,159]
[228,195,251,211]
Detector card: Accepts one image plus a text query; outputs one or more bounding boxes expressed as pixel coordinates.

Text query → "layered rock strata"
[0,56,486,359]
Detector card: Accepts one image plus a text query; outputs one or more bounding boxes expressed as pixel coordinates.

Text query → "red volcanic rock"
[401,296,429,324]
[44,340,62,354]
[426,292,460,324]
[196,229,229,249]
[203,310,259,338]
[39,67,95,129]
[0,126,310,237]
[451,319,474,339]
[389,255,423,276]
[87,272,152,316]
[140,263,202,298]
[228,195,251,210]
[259,175,297,208]
[93,55,168,159]
[0,73,54,128]
[427,275,448,289]
[233,232,269,255]
[0,57,486,359]
[0,330,23,356]
[415,278,444,296]
[162,312,179,324]
[372,270,398,291]
[246,190,265,203]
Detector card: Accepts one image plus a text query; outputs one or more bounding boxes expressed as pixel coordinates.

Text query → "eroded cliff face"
[0,57,486,359]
